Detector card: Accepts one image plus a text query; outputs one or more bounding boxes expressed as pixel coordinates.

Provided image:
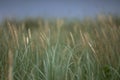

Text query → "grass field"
[0,15,120,80]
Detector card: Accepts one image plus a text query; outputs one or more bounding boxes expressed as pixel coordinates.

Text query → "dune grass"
[0,15,120,80]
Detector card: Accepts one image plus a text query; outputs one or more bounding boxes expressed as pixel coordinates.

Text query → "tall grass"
[0,15,120,80]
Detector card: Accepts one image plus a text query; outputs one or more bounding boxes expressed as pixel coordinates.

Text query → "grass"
[0,15,120,80]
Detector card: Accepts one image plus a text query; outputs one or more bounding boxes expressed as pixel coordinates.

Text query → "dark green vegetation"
[0,15,120,80]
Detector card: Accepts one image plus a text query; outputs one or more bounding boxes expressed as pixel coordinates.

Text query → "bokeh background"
[0,0,120,21]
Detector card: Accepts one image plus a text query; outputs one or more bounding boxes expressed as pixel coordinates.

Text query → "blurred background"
[0,0,120,21]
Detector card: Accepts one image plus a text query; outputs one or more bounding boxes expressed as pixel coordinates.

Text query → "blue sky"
[0,0,120,20]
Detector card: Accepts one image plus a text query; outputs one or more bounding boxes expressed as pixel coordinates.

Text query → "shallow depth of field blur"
[0,15,120,80]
